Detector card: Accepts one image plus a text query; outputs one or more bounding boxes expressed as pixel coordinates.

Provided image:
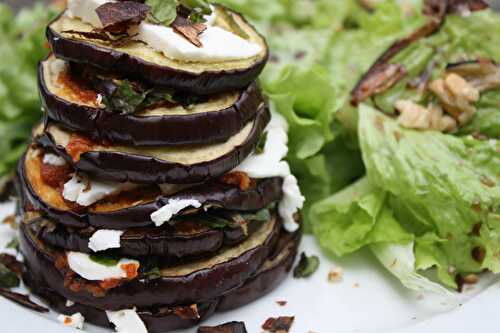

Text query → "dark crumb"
[276,301,287,307]
[198,321,247,333]
[262,316,295,333]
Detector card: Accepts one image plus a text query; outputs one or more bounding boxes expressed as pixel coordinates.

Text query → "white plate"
[0,201,496,333]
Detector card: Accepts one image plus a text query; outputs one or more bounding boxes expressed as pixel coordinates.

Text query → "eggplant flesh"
[47,6,268,95]
[22,227,300,333]
[19,148,283,229]
[35,104,270,184]
[40,56,265,147]
[25,209,269,258]
[19,212,281,310]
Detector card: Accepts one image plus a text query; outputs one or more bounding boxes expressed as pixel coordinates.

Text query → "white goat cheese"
[150,199,202,227]
[235,112,304,232]
[43,153,67,166]
[106,308,147,333]
[58,312,85,329]
[67,252,139,281]
[88,230,124,252]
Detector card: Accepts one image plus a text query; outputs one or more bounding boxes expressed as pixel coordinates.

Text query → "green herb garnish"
[240,208,271,222]
[255,132,268,154]
[6,238,19,252]
[198,214,232,229]
[293,252,320,278]
[89,253,121,267]
[142,267,162,280]
[102,80,149,114]
[0,263,20,288]
[146,0,178,26]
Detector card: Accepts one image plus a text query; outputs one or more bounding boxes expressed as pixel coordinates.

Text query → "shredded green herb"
[293,252,320,278]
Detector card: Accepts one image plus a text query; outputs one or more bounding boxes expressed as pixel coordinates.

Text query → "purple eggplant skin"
[217,227,301,311]
[18,153,283,229]
[39,57,265,147]
[19,214,281,311]
[36,104,270,184]
[23,271,218,333]
[46,9,269,96]
[28,213,266,258]
[21,228,300,333]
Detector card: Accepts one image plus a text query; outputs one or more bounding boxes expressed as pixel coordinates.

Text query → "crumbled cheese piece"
[106,308,147,333]
[150,199,202,227]
[66,300,75,307]
[235,112,304,232]
[43,153,67,166]
[63,173,137,207]
[96,93,103,105]
[88,230,124,252]
[58,312,85,329]
[67,251,139,281]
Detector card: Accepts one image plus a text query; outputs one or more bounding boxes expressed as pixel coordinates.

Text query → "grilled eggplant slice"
[22,227,300,333]
[40,56,265,147]
[34,104,269,184]
[47,6,268,95]
[18,148,283,229]
[20,212,280,310]
[25,210,269,258]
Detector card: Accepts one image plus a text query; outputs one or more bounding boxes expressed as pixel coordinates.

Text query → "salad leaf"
[0,3,57,178]
[146,0,178,26]
[359,104,499,286]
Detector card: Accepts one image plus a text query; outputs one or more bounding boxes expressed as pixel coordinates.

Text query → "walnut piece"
[395,100,457,132]
[429,73,479,125]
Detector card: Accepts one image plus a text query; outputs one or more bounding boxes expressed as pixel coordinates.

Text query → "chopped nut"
[353,282,360,288]
[463,274,479,284]
[276,301,287,307]
[328,267,344,283]
[262,316,294,333]
[472,247,486,264]
[429,73,479,125]
[395,100,457,132]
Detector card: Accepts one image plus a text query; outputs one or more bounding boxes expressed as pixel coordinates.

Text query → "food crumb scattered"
[416,294,424,301]
[276,301,287,307]
[352,282,360,288]
[262,316,294,333]
[328,266,344,283]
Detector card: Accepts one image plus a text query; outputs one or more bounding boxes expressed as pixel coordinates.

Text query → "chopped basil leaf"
[102,80,149,114]
[293,252,320,278]
[255,132,268,154]
[178,0,212,15]
[142,267,162,280]
[0,263,20,288]
[89,253,121,267]
[6,238,19,252]
[198,214,231,229]
[146,0,178,26]
[240,208,271,222]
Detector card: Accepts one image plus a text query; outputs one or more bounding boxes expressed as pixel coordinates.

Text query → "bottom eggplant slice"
[22,228,300,333]
[20,212,281,310]
[23,207,272,258]
[19,147,283,229]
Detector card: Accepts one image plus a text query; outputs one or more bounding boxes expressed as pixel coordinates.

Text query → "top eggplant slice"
[46,6,268,95]
[34,104,269,184]
[40,56,265,147]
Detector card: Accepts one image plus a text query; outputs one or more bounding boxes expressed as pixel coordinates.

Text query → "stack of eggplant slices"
[16,0,304,332]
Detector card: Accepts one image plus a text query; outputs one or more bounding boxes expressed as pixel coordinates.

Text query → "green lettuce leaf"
[358,104,499,285]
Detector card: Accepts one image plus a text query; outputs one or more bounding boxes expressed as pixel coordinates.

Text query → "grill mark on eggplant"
[39,57,265,147]
[21,227,300,333]
[46,6,269,95]
[34,104,270,184]
[19,212,282,310]
[18,148,283,229]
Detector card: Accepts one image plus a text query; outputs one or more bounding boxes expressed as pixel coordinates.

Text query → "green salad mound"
[2,0,499,293]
